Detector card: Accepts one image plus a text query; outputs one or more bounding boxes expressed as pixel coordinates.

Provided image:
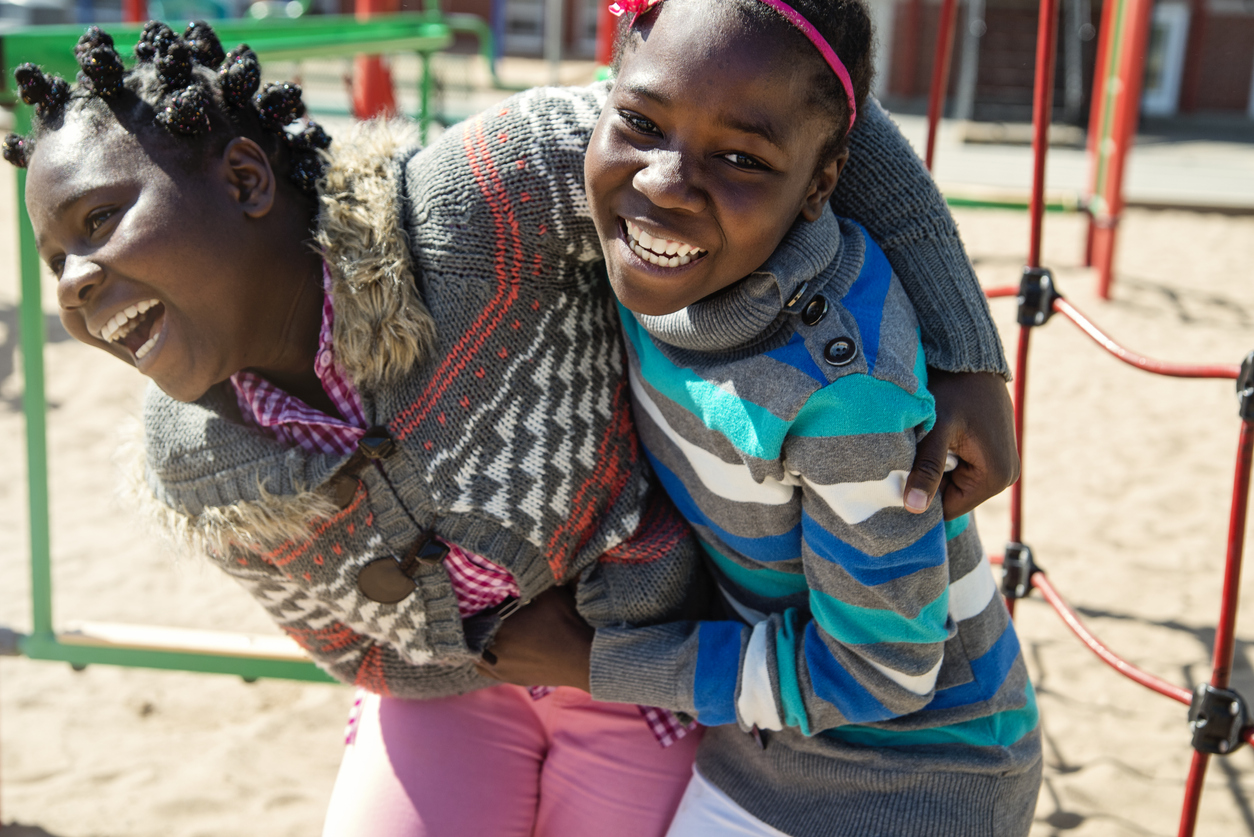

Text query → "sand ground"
[1,110,1252,835]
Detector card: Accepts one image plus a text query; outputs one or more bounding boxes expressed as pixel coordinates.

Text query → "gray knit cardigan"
[134,84,1007,698]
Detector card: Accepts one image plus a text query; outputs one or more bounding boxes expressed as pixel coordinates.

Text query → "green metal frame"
[2,15,473,686]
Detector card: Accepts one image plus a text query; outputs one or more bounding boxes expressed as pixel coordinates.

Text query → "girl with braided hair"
[7,15,1021,836]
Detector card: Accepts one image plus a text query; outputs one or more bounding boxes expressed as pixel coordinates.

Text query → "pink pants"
[321,685,702,837]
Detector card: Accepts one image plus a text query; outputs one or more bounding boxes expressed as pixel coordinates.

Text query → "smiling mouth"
[99,299,166,360]
[623,219,707,268]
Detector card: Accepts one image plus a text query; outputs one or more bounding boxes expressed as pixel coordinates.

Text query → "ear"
[799,149,848,223]
[221,137,276,219]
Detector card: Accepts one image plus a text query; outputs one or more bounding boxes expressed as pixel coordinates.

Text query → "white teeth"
[135,331,159,360]
[100,298,159,343]
[623,219,705,267]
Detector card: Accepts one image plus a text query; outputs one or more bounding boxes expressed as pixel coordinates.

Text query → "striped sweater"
[589,209,1042,836]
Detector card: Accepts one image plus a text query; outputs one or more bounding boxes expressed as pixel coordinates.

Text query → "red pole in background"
[123,0,147,22]
[596,1,617,66]
[353,0,399,119]
[1082,0,1117,267]
[923,0,960,171]
[1084,0,1154,298]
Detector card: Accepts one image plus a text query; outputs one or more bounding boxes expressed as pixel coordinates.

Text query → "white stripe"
[719,584,768,625]
[802,470,908,524]
[866,653,944,696]
[736,621,784,731]
[628,368,796,506]
[948,558,999,623]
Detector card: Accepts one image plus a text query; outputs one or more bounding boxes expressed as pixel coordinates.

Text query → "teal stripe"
[945,514,970,540]
[775,610,811,735]
[810,587,950,645]
[620,308,790,460]
[912,328,930,391]
[824,680,1039,748]
[702,542,809,599]
[791,374,936,438]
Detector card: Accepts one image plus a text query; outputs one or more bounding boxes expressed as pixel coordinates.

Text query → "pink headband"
[608,0,857,131]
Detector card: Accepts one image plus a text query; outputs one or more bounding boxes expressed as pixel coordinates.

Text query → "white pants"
[665,768,792,837]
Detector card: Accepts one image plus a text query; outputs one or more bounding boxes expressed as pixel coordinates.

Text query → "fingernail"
[905,489,929,512]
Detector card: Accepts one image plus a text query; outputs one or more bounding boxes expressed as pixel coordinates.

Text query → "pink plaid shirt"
[232,266,693,747]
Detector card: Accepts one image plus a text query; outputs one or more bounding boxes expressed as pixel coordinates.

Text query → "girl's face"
[25,116,315,403]
[585,2,846,318]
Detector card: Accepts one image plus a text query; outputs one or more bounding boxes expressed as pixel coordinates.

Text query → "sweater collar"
[633,206,842,353]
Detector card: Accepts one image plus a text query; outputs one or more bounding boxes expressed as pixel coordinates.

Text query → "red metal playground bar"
[926,1,1254,834]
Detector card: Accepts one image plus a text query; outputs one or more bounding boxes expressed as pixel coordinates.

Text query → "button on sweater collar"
[633,206,842,354]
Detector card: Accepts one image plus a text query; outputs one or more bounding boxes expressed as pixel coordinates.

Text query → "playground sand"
[2,166,1254,836]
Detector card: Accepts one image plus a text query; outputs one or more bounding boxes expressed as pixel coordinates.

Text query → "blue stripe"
[694,621,745,726]
[764,332,828,386]
[790,373,936,438]
[839,226,893,373]
[647,448,801,563]
[803,514,947,586]
[824,683,1039,749]
[810,586,950,645]
[926,626,1023,710]
[803,622,895,723]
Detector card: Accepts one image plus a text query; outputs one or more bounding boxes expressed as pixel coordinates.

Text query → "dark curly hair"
[613,0,875,165]
[3,21,331,197]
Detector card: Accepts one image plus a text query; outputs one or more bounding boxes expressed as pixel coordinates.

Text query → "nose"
[57,254,104,310]
[632,150,707,214]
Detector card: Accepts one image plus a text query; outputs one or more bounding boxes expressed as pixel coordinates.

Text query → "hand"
[904,370,1019,520]
[475,586,594,692]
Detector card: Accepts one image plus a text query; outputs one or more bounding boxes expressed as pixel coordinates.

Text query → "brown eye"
[86,208,116,234]
[721,152,768,171]
[619,110,660,137]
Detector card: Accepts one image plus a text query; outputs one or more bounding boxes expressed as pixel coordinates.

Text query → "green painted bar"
[18,633,338,683]
[14,104,53,639]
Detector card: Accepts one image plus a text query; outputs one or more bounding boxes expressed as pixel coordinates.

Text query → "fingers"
[904,419,955,513]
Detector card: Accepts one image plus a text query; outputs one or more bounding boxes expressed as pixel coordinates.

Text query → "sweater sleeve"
[219,554,497,699]
[590,350,954,733]
[831,97,1009,379]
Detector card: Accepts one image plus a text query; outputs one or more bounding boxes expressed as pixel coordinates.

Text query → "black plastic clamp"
[1238,350,1253,422]
[1001,542,1038,599]
[1188,683,1249,755]
[1017,267,1059,328]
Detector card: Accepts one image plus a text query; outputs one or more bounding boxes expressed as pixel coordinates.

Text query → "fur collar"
[314,117,437,391]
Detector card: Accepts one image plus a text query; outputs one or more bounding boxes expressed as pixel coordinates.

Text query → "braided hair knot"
[135,21,178,64]
[184,21,227,70]
[77,44,127,100]
[156,40,195,91]
[254,82,306,132]
[219,45,261,110]
[157,84,213,136]
[2,134,30,168]
[15,64,70,118]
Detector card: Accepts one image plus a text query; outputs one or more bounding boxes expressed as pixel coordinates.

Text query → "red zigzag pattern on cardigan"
[392,111,522,442]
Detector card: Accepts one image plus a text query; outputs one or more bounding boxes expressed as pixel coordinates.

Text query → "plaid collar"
[230,264,368,456]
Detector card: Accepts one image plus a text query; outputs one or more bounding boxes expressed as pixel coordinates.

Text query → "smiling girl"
[7,16,1021,837]
[481,0,1043,834]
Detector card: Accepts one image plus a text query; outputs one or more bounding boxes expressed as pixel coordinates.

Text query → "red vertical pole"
[1089,0,1153,299]
[1028,0,1061,269]
[596,1,617,66]
[122,0,147,22]
[924,0,961,171]
[1177,420,1254,837]
[899,0,923,98]
[1083,0,1118,266]
[353,0,399,119]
